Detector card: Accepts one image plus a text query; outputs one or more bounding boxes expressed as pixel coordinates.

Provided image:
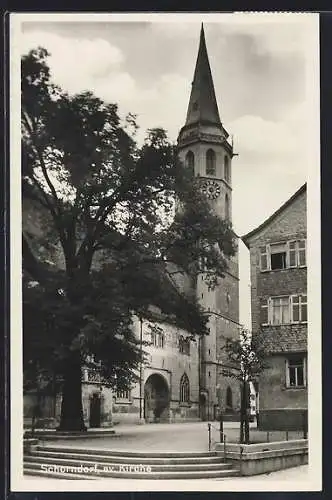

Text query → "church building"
[23,24,241,428]
[110,24,241,425]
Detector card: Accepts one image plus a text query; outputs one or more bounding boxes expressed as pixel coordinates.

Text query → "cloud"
[21,29,190,140]
[229,99,309,171]
[21,30,132,98]
[228,103,308,235]
[220,15,313,56]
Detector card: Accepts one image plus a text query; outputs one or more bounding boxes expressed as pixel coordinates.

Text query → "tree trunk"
[244,413,250,444]
[244,381,250,444]
[239,381,245,444]
[57,352,86,431]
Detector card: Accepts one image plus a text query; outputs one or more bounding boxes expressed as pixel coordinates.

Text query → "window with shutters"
[298,240,306,267]
[259,246,269,271]
[286,356,306,388]
[259,240,307,272]
[270,296,290,325]
[260,298,269,325]
[291,295,307,323]
[288,241,297,267]
[261,295,307,326]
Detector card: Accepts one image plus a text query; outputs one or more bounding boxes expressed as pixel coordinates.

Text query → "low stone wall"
[258,409,308,432]
[215,439,308,476]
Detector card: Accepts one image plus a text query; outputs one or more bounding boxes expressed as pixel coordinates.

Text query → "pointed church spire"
[184,24,221,127]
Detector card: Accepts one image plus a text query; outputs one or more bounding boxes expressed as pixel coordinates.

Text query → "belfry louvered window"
[206,149,216,176]
[185,151,195,177]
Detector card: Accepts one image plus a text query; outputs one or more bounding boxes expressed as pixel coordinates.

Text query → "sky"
[18,13,319,327]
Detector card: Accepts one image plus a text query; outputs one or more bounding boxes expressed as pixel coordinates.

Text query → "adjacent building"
[242,184,307,431]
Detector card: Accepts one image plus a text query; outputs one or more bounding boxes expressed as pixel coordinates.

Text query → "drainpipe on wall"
[138,317,145,424]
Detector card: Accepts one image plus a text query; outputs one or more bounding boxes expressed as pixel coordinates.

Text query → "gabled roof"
[242,183,307,248]
[184,23,221,128]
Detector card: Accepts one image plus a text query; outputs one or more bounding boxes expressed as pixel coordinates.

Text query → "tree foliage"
[21,47,237,429]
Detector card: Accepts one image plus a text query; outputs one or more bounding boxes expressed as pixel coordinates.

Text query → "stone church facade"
[23,24,241,428]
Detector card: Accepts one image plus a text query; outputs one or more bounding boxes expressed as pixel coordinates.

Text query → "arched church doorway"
[89,392,101,428]
[144,374,170,423]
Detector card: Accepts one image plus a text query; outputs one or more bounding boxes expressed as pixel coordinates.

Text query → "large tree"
[21,47,237,431]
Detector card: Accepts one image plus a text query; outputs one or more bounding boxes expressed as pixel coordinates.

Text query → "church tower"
[178,24,240,421]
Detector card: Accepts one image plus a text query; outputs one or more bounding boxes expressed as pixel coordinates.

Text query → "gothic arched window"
[224,155,230,183]
[225,193,230,220]
[206,149,216,176]
[180,373,190,403]
[185,151,195,176]
[226,386,233,409]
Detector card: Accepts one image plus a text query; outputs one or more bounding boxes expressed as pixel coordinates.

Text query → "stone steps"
[24,430,116,441]
[28,449,225,465]
[25,455,234,472]
[24,446,240,479]
[36,445,219,458]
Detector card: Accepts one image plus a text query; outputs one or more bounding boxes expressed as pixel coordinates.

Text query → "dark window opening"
[224,156,230,182]
[185,151,195,177]
[226,386,233,409]
[206,149,216,176]
[287,356,306,388]
[270,252,287,270]
[225,193,230,220]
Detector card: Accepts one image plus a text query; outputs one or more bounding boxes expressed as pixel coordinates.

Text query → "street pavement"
[45,421,255,452]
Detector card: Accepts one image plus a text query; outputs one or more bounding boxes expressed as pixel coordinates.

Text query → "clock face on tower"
[201,180,221,200]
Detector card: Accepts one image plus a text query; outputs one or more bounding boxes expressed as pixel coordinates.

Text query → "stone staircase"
[24,445,240,480]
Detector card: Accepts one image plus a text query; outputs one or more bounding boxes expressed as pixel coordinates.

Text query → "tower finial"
[183,23,221,128]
